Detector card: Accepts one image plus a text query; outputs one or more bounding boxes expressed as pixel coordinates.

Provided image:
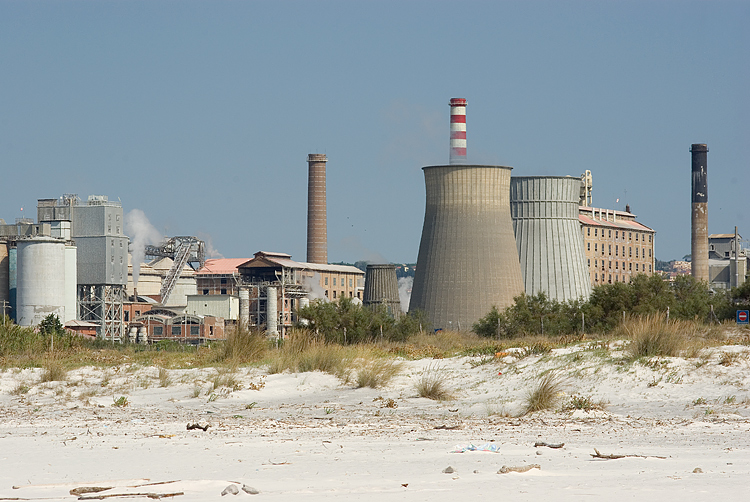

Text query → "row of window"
[594,273,630,284]
[588,259,652,273]
[323,277,356,287]
[325,290,362,300]
[587,243,652,258]
[586,227,652,243]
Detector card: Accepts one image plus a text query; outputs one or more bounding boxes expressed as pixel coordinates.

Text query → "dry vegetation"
[522,372,567,415]
[415,365,453,401]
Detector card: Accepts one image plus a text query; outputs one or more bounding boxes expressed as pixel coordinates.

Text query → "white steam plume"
[125,209,164,285]
[303,272,329,302]
[398,276,413,313]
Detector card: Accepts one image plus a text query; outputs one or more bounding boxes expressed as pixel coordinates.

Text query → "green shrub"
[522,373,566,415]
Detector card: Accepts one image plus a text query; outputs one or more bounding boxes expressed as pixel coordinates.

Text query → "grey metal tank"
[510,176,591,302]
[409,164,525,331]
[363,264,402,319]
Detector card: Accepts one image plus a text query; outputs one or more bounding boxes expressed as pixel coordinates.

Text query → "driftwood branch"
[591,448,666,460]
[534,441,564,449]
[186,423,209,431]
[498,464,540,474]
[78,492,184,500]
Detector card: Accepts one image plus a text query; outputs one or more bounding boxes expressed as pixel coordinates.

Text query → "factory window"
[221,289,226,295]
[629,263,632,271]
[636,248,639,258]
[629,247,632,257]
[190,326,199,336]
[587,243,590,251]
[325,290,328,298]
[629,232,632,239]
[636,233,639,241]
[124,312,129,322]
[649,249,651,257]
[608,245,612,255]
[333,291,337,299]
[203,289,209,295]
[636,264,639,271]
[594,229,597,237]
[341,291,344,298]
[609,230,612,238]
[349,291,352,298]
[609,261,612,269]
[649,235,652,243]
[615,231,619,239]
[172,326,181,336]
[608,274,612,283]
[595,273,598,282]
[615,247,618,256]
[349,279,353,287]
[135,310,141,316]
[333,278,336,286]
[649,265,652,272]
[221,278,227,284]
[594,259,597,267]
[615,262,618,269]
[153,326,163,336]
[587,228,590,236]
[325,277,328,285]
[357,291,361,299]
[588,259,590,267]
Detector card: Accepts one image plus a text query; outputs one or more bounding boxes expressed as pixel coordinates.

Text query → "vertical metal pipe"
[690,144,709,282]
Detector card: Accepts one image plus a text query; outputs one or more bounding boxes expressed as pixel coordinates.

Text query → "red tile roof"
[196,258,251,275]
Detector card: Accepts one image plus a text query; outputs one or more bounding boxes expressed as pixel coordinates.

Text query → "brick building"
[579,207,656,286]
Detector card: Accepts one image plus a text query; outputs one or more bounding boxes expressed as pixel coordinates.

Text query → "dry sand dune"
[1,341,749,501]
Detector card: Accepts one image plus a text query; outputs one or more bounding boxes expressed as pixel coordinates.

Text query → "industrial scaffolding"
[78,284,125,341]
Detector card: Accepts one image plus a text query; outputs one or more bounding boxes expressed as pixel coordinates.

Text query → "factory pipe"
[449,98,467,164]
[307,154,328,264]
[690,144,709,283]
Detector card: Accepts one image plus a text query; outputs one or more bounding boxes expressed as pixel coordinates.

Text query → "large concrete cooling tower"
[409,165,525,330]
[363,264,402,319]
[510,176,591,301]
[307,153,328,264]
[690,144,709,282]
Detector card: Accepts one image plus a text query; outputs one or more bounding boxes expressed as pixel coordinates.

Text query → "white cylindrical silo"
[64,244,77,323]
[266,286,278,336]
[239,288,250,326]
[510,176,591,301]
[16,238,67,326]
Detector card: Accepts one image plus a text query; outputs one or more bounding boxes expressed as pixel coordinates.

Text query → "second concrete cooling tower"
[409,165,525,330]
[510,176,591,302]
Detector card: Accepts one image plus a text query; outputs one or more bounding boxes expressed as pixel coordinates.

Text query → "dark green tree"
[39,314,66,337]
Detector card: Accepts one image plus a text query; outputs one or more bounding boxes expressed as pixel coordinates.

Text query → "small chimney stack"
[449,98,467,164]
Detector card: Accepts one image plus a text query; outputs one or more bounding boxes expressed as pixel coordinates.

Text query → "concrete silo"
[409,164,525,330]
[510,176,591,302]
[363,264,402,319]
[16,238,75,326]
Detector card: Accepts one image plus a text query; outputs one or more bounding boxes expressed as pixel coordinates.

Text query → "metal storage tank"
[363,264,402,319]
[510,176,591,302]
[409,165,525,330]
[16,238,67,326]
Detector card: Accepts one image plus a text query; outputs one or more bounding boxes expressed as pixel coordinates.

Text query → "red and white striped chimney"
[449,98,467,164]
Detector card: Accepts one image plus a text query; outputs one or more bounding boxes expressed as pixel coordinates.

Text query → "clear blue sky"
[1,0,747,263]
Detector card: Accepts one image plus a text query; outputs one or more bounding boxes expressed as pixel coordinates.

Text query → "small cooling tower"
[409,165,525,330]
[510,176,591,301]
[363,264,402,319]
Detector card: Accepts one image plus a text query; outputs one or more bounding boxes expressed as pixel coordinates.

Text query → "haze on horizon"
[1,1,747,264]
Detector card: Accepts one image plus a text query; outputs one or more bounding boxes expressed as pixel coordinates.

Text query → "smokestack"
[449,98,467,164]
[690,144,709,282]
[306,154,328,264]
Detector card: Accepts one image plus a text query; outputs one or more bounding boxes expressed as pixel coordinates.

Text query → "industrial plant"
[1,99,746,341]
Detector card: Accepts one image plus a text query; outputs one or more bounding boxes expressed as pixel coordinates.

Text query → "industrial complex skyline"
[1,1,748,263]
